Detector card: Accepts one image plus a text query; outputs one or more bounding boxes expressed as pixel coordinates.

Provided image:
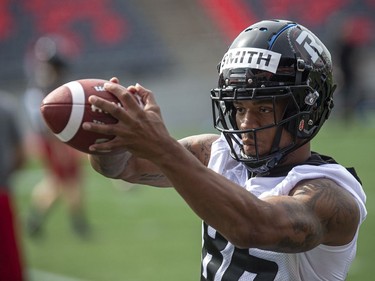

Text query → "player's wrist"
[89,150,132,178]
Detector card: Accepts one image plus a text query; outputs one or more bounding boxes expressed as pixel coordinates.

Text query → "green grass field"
[12,120,375,281]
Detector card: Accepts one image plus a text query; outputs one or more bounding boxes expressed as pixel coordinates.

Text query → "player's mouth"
[242,144,256,156]
[241,135,265,157]
[241,138,257,155]
[241,133,255,147]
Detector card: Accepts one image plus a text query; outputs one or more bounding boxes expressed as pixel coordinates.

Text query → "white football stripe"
[55,81,85,142]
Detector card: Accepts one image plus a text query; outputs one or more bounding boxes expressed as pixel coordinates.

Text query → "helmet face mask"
[211,19,336,174]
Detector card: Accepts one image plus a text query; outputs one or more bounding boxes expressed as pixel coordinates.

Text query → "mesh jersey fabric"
[200,134,367,281]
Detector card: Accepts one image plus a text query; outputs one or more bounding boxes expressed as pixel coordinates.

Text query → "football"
[40,78,120,154]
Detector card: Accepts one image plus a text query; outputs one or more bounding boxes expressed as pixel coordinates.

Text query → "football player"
[23,35,90,238]
[84,20,367,280]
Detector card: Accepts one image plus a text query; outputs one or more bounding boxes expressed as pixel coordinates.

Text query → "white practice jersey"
[201,134,367,281]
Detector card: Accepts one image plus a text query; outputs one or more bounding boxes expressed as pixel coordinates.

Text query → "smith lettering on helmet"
[220,47,281,74]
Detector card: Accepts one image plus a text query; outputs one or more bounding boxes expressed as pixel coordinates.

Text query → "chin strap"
[245,151,283,176]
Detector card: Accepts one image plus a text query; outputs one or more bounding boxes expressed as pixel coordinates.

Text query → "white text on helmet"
[220,47,281,74]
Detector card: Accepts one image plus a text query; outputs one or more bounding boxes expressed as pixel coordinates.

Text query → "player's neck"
[281,142,311,167]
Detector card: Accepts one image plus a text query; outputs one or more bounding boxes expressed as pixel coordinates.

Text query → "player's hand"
[82,82,172,162]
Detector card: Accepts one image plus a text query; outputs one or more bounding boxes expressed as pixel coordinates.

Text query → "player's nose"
[239,111,259,130]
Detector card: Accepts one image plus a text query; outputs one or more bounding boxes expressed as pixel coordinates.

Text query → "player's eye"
[235,106,245,114]
[259,106,273,113]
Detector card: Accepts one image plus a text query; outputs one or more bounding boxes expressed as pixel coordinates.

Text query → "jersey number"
[201,224,278,281]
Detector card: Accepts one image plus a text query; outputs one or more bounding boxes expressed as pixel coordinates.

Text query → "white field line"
[28,268,91,281]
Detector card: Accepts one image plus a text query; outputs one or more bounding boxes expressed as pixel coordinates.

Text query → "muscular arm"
[284,179,360,249]
[88,133,219,187]
[84,82,360,252]
[149,138,360,252]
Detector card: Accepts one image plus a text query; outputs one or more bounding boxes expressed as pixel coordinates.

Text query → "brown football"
[40,78,120,154]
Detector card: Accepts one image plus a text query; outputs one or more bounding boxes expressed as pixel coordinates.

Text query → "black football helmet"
[211,19,336,174]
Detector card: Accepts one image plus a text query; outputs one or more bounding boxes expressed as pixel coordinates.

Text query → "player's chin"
[242,145,268,158]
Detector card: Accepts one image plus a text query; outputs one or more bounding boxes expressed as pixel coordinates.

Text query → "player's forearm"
[152,138,273,248]
[88,152,172,187]
[88,152,132,179]
[154,141,326,251]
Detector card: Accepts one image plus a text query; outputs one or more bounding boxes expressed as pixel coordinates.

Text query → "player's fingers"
[87,137,127,154]
[82,119,118,136]
[86,93,142,132]
[127,83,162,118]
[88,94,123,112]
[88,94,134,124]
[105,83,143,112]
[84,124,139,153]
[109,77,120,84]
[129,83,157,106]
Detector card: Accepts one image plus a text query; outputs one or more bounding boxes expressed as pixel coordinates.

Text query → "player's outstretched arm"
[84,81,218,187]
[84,81,359,250]
[88,133,219,187]
[87,136,218,187]
[88,152,171,187]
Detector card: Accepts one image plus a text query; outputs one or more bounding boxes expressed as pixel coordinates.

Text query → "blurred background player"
[335,16,374,125]
[0,90,27,281]
[23,35,90,238]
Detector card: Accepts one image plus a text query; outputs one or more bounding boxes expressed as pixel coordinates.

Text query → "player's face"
[234,99,292,157]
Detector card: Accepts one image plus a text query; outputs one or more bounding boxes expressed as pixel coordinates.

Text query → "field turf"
[13,120,375,281]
